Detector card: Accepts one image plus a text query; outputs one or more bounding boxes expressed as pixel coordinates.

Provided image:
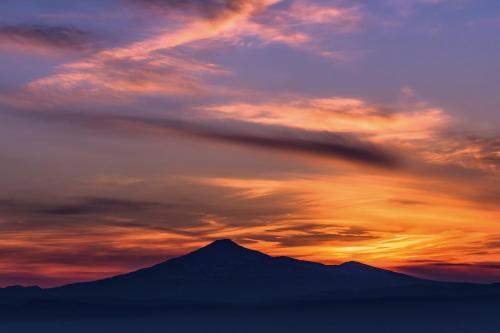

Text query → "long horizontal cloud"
[129,0,264,19]
[16,110,400,168]
[143,117,400,168]
[0,24,93,52]
[397,261,500,284]
[204,98,449,142]
[0,197,161,216]
[245,225,377,247]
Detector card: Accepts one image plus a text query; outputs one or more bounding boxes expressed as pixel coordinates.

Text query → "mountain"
[50,239,428,302]
[2,240,500,331]
[3,239,500,320]
[0,285,45,307]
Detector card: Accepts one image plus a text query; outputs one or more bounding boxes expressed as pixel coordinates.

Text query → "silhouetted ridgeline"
[1,239,500,322]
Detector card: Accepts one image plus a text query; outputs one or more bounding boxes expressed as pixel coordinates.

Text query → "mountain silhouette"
[2,239,500,331]
[50,239,426,302]
[2,238,500,322]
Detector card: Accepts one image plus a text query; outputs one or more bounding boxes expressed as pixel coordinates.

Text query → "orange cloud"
[1,162,499,286]
[0,222,195,287]
[188,172,500,267]
[285,1,361,30]
[421,135,500,172]
[203,97,450,142]
[1,1,273,105]
[201,96,500,176]
[2,0,363,108]
[227,1,361,50]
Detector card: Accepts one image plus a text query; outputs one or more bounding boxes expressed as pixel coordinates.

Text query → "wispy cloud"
[2,0,361,105]
[128,0,272,20]
[203,97,449,142]
[0,24,94,53]
[423,134,500,172]
[26,51,227,99]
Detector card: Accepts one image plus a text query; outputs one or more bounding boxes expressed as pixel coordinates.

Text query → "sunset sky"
[0,0,499,287]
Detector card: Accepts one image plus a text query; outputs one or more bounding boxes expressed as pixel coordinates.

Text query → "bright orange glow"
[203,98,450,142]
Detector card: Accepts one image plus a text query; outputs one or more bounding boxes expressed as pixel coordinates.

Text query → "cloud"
[212,0,362,51]
[485,236,500,249]
[260,1,362,31]
[15,109,400,168]
[2,6,247,103]
[203,97,450,143]
[202,97,500,179]
[0,222,188,287]
[0,177,311,286]
[389,199,429,206]
[245,225,377,248]
[0,176,307,233]
[128,0,346,51]
[441,135,500,171]
[1,0,360,106]
[0,24,93,53]
[0,197,161,216]
[149,119,398,168]
[396,261,500,284]
[24,51,226,100]
[0,167,498,286]
[129,0,269,20]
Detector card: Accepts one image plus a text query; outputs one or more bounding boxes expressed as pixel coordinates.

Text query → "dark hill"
[50,239,426,302]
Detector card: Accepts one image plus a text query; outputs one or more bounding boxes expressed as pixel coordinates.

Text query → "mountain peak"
[184,239,268,262]
[207,239,239,248]
[341,261,368,267]
[339,261,380,270]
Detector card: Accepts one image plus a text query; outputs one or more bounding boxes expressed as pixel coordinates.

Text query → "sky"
[0,0,499,287]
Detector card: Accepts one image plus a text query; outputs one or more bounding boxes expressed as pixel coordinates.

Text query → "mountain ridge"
[3,239,424,291]
[2,239,500,315]
[44,239,426,302]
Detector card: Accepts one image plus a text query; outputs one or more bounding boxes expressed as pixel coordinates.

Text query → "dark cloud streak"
[0,24,92,51]
[129,0,255,19]
[397,262,500,284]
[0,197,160,216]
[9,109,400,169]
[107,115,401,169]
